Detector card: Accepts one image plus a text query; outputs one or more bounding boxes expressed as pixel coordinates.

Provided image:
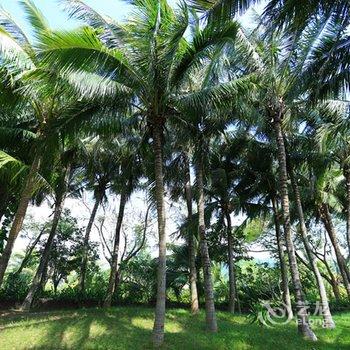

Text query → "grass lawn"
[0,307,349,349]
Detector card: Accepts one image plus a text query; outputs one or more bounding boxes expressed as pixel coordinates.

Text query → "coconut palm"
[207,139,241,314]
[104,138,143,307]
[21,144,75,311]
[39,0,248,344]
[0,0,98,286]
[315,101,350,258]
[78,141,119,293]
[165,146,200,314]
[213,23,323,338]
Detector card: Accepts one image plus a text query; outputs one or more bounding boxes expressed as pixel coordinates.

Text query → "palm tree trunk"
[152,122,167,348]
[21,164,70,311]
[197,150,217,332]
[321,258,341,302]
[328,275,341,302]
[0,153,42,287]
[104,191,127,307]
[225,211,236,314]
[79,195,101,293]
[290,171,335,328]
[184,152,199,314]
[271,196,293,320]
[319,203,350,300]
[273,115,316,341]
[343,166,350,259]
[14,225,46,276]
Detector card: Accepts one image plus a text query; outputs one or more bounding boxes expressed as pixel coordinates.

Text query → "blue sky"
[0,0,133,35]
[0,0,265,38]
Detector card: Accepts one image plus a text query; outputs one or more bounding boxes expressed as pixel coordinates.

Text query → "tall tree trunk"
[225,211,236,314]
[0,153,42,287]
[184,152,199,314]
[271,196,293,320]
[21,164,70,311]
[79,195,101,293]
[104,191,127,307]
[319,203,350,300]
[321,258,341,302]
[343,166,350,259]
[14,225,46,276]
[328,274,341,302]
[290,171,335,328]
[114,269,122,292]
[152,122,167,348]
[197,149,217,332]
[273,115,317,341]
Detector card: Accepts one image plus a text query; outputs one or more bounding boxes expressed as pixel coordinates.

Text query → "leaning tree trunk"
[79,194,101,293]
[104,191,127,307]
[21,164,70,311]
[343,166,350,259]
[271,196,293,320]
[225,211,236,314]
[0,153,42,287]
[197,149,217,332]
[152,121,167,348]
[322,258,341,302]
[319,203,350,300]
[273,114,317,341]
[184,152,199,314]
[290,171,335,328]
[14,225,46,276]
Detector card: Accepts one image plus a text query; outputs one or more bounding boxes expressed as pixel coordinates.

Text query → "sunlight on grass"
[0,307,349,349]
[131,316,153,330]
[89,321,109,338]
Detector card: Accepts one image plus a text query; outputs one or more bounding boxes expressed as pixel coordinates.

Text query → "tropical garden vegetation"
[1,0,350,349]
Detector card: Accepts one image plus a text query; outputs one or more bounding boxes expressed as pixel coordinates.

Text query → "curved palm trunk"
[290,171,335,328]
[225,211,236,314]
[152,122,167,347]
[79,195,101,293]
[197,151,217,332]
[184,153,199,314]
[0,153,42,287]
[319,203,350,300]
[273,116,316,341]
[104,191,127,307]
[271,196,293,320]
[21,164,70,311]
[343,167,350,259]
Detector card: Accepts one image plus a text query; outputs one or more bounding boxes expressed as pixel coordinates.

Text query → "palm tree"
[207,142,239,313]
[308,160,350,300]
[288,166,335,328]
[104,140,142,307]
[21,146,74,311]
[78,141,118,293]
[315,101,350,258]
[165,147,200,314]
[226,132,294,319]
[0,0,96,286]
[213,24,320,338]
[40,1,244,344]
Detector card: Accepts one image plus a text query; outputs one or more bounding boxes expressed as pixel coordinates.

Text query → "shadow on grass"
[0,307,348,350]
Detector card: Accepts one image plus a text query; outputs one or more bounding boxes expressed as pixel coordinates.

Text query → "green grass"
[0,307,349,349]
